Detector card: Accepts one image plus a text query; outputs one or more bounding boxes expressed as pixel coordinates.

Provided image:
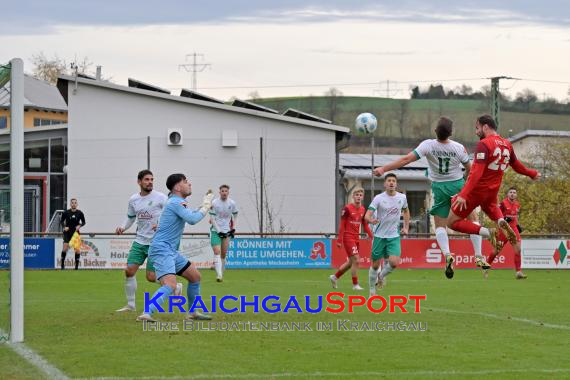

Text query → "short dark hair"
[477,114,497,130]
[435,117,453,140]
[219,184,230,190]
[137,169,153,181]
[508,186,517,192]
[70,198,77,202]
[385,173,397,181]
[166,173,186,191]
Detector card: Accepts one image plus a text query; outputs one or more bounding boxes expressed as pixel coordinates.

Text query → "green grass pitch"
[1,268,569,379]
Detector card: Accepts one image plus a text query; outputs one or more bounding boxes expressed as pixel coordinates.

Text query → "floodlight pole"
[10,58,24,343]
[371,134,375,201]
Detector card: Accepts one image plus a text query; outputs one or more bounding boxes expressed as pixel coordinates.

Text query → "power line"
[163,76,569,93]
[164,77,487,91]
[178,53,211,91]
[516,78,570,85]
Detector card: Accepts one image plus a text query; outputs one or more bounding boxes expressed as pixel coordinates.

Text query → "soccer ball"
[355,113,378,134]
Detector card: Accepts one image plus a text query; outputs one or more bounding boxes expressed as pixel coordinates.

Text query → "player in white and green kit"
[365,173,410,297]
[374,117,489,279]
[210,184,238,282]
[115,170,181,312]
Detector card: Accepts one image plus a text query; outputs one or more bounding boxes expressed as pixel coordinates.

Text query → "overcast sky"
[1,1,569,101]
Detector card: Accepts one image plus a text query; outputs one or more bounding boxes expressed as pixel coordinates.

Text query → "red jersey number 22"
[488,147,510,171]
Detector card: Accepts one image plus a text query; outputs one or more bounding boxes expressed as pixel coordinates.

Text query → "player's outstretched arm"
[510,152,540,180]
[374,152,417,177]
[174,202,207,225]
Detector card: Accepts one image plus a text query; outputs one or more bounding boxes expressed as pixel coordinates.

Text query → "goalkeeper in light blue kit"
[136,173,214,322]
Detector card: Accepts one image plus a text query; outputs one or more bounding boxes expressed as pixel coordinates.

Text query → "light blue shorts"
[149,247,191,280]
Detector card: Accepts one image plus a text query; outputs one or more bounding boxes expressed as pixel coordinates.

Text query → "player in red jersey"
[447,114,540,261]
[485,187,527,279]
[329,188,373,291]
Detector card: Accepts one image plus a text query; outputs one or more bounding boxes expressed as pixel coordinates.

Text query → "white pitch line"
[79,368,570,380]
[428,307,570,330]
[0,329,69,379]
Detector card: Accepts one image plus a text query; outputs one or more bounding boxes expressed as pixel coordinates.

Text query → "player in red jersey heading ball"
[330,187,373,290]
[447,115,540,259]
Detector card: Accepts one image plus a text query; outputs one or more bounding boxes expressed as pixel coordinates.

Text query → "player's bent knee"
[182,266,201,283]
[389,257,400,268]
[146,271,156,282]
[125,266,137,277]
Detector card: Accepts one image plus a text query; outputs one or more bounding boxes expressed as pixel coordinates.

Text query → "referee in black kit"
[60,198,86,270]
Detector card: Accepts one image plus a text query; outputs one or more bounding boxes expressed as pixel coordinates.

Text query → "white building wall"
[66,83,338,234]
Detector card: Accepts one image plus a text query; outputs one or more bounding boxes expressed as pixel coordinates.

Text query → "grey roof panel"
[340,153,428,169]
[128,78,171,94]
[0,75,67,111]
[283,108,332,124]
[343,168,429,181]
[232,99,279,114]
[509,129,570,143]
[78,73,97,80]
[180,89,224,104]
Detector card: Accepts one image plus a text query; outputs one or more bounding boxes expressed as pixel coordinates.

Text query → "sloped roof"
[509,129,570,143]
[343,168,428,181]
[340,153,429,181]
[57,75,349,133]
[340,153,428,168]
[0,75,67,111]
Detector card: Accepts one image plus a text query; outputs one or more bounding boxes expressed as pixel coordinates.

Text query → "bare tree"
[245,149,288,235]
[30,52,93,84]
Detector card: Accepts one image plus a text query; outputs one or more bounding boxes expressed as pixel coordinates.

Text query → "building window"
[0,116,7,129]
[33,118,64,127]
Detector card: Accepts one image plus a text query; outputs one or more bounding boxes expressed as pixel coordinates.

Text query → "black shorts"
[62,231,74,243]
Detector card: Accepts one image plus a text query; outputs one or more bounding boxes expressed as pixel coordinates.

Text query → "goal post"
[9,58,24,343]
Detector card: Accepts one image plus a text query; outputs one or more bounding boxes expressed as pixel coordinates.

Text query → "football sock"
[334,270,343,279]
[187,282,201,312]
[479,227,491,237]
[125,276,137,308]
[352,276,358,285]
[514,253,522,272]
[488,251,498,265]
[74,253,80,269]
[380,261,394,279]
[368,267,378,289]
[146,285,173,315]
[450,220,482,235]
[213,255,222,277]
[471,222,483,256]
[61,251,67,269]
[222,258,226,273]
[435,227,451,255]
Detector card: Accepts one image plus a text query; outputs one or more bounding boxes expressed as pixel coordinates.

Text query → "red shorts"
[451,191,502,221]
[498,222,521,244]
[342,240,360,257]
